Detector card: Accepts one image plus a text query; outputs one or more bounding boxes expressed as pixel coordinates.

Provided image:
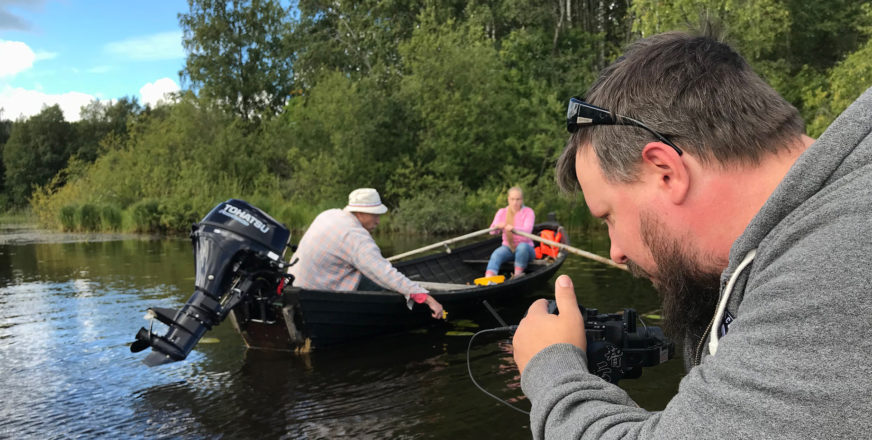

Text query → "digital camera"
[544,300,674,384]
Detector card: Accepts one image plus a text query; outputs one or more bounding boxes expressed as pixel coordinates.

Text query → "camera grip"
[536,299,672,384]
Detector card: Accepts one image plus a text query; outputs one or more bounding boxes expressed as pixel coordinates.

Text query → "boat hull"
[229,223,568,350]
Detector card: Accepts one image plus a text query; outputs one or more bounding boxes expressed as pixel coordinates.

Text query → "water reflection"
[0,229,682,439]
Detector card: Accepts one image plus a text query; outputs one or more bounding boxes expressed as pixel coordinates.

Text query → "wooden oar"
[513,230,628,271]
[387,227,496,262]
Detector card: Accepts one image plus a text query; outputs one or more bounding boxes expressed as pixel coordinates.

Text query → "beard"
[626,213,723,341]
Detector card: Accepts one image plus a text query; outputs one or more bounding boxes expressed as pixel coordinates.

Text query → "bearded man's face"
[626,212,723,340]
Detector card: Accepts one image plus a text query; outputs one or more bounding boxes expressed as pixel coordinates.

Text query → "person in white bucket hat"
[343,188,388,214]
[288,188,444,319]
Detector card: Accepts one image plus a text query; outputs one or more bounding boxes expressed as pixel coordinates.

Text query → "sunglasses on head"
[566,97,683,156]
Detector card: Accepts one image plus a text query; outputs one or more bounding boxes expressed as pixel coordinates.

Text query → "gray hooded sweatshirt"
[521,87,872,439]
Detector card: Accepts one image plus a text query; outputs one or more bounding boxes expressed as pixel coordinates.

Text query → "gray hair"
[557,29,805,191]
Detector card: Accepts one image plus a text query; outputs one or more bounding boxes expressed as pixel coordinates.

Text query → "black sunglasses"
[566,97,683,156]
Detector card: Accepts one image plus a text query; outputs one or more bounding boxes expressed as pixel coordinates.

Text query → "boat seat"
[461,259,550,266]
[415,281,473,291]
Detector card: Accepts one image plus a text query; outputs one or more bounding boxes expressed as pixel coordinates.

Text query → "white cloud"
[105,31,184,61]
[139,77,179,107]
[0,86,95,122]
[0,39,35,77]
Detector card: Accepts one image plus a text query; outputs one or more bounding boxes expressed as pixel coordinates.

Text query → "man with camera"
[513,29,872,438]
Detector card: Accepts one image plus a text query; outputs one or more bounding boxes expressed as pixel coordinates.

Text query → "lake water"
[0,225,684,439]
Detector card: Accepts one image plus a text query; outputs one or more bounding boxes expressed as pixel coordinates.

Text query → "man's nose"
[609,243,628,264]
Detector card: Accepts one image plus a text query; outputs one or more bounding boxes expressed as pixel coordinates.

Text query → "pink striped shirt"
[490,206,535,247]
[288,209,426,306]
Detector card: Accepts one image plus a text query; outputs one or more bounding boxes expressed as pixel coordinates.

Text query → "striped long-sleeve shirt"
[288,209,426,307]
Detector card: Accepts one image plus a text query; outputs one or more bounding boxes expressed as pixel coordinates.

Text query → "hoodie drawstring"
[708,249,757,356]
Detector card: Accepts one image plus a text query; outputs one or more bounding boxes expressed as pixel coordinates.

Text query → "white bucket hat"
[343,188,388,214]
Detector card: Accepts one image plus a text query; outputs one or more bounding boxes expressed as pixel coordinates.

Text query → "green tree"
[293,0,426,84]
[0,116,10,146]
[3,105,74,206]
[630,0,791,60]
[75,97,141,162]
[803,6,872,137]
[397,15,520,189]
[0,116,11,197]
[31,95,289,231]
[179,0,296,120]
[280,70,413,204]
[629,0,871,127]
[465,0,631,72]
[783,0,869,71]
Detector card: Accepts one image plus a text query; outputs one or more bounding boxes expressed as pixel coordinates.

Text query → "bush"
[391,184,478,234]
[77,204,101,231]
[158,200,202,234]
[244,196,274,218]
[130,199,162,233]
[278,204,310,231]
[101,205,123,231]
[0,207,37,225]
[59,205,77,231]
[276,198,340,232]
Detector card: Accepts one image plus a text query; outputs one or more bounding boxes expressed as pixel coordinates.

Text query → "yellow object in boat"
[474,275,506,286]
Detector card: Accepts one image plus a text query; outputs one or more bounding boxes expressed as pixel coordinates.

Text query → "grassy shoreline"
[0,208,38,226]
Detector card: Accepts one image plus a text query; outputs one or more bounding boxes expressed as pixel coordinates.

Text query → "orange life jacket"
[535,229,562,259]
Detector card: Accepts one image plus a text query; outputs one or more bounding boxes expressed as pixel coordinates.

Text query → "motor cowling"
[131,199,291,366]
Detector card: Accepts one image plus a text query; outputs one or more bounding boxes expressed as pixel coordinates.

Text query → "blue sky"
[0,0,189,121]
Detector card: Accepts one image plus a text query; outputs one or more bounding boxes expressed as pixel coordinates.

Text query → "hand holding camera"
[512,275,586,374]
[513,274,674,384]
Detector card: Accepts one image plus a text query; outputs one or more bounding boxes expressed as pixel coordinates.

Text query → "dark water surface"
[0,226,683,439]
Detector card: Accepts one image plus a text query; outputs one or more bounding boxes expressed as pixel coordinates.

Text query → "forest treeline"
[2,0,871,234]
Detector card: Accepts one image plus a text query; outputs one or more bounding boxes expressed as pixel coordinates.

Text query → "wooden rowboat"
[228,221,568,351]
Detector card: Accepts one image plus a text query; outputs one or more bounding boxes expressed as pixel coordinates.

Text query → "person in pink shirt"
[485,186,536,278]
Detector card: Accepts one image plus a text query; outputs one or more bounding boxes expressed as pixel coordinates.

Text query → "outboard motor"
[130,199,292,366]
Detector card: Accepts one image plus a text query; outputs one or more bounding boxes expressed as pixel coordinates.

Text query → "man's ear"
[641,142,689,205]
